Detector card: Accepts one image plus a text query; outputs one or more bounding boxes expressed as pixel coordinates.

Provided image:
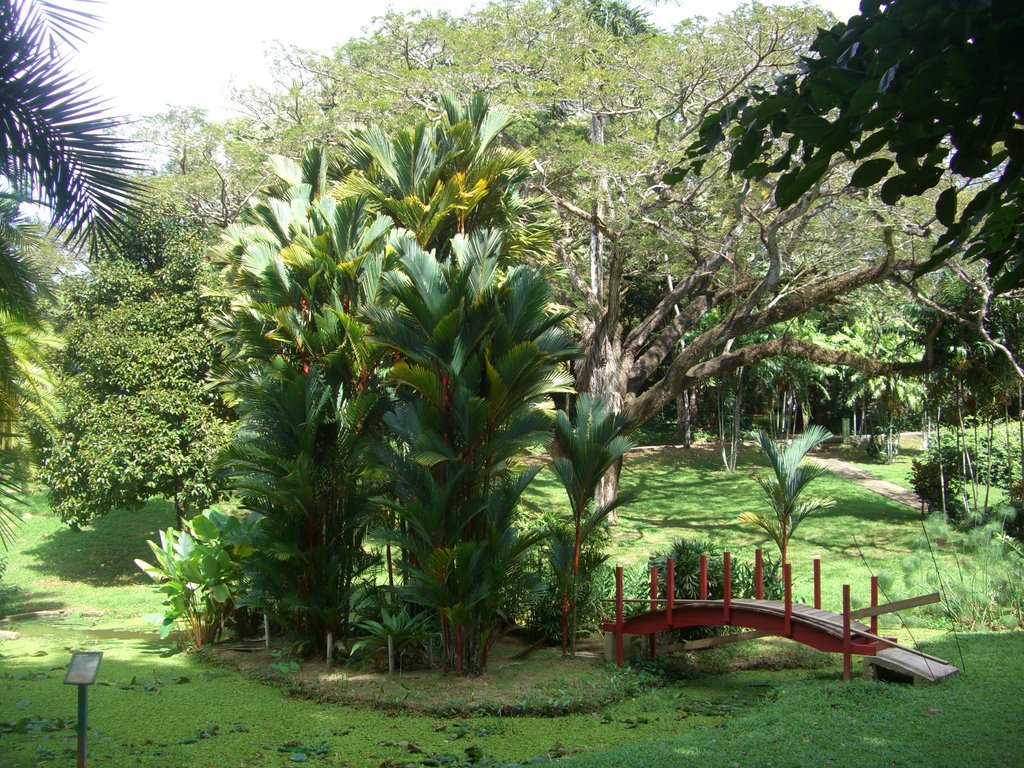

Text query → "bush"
[1007,481,1024,541]
[135,507,259,648]
[647,538,783,602]
[906,427,1022,525]
[644,538,783,643]
[349,605,435,672]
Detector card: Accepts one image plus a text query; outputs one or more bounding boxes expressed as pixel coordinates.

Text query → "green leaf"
[935,187,958,227]
[189,514,219,541]
[776,168,818,209]
[850,158,894,188]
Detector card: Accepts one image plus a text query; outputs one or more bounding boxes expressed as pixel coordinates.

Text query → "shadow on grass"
[22,499,177,586]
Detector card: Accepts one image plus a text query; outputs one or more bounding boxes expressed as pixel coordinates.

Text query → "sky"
[68,0,861,121]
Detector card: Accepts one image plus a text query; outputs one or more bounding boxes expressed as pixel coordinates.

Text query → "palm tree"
[368,228,577,674]
[334,93,554,264]
[215,147,393,647]
[0,194,58,545]
[1,0,141,246]
[740,425,834,566]
[549,394,633,655]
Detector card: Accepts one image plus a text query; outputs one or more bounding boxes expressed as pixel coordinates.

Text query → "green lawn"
[1,452,1021,767]
[524,445,968,623]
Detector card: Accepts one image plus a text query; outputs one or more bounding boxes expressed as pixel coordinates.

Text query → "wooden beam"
[849,592,940,620]
[660,630,770,653]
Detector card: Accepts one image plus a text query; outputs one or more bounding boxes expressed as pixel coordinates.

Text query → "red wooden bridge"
[602,551,959,684]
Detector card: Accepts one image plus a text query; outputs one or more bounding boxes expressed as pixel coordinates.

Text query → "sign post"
[64,651,102,768]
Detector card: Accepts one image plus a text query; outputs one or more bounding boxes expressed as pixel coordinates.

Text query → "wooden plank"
[849,592,940,620]
[659,630,770,654]
[863,647,959,685]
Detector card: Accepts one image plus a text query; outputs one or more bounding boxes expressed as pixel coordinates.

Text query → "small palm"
[740,425,833,565]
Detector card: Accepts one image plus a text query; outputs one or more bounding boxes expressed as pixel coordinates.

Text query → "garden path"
[625,443,922,511]
[812,454,920,510]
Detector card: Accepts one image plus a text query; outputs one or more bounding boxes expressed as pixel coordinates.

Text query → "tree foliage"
[42,213,232,527]
[370,228,577,674]
[675,0,1024,291]
[214,147,393,646]
[548,393,633,654]
[740,425,834,565]
[0,0,142,246]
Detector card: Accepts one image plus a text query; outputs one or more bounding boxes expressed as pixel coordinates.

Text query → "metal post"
[77,685,87,768]
[64,652,102,768]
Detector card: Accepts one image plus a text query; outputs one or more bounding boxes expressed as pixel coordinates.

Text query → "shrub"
[349,606,435,672]
[135,508,259,647]
[645,538,783,643]
[647,538,783,602]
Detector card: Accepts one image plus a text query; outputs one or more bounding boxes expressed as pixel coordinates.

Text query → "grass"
[564,632,1023,768]
[524,444,967,624]
[1,451,1021,766]
[1,490,170,628]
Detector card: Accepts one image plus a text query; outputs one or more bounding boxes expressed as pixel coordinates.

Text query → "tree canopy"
[673,0,1024,292]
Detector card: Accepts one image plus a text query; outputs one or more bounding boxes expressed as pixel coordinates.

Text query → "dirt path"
[815,454,922,510]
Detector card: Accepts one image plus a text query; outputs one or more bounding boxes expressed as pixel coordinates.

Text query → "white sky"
[68,0,860,121]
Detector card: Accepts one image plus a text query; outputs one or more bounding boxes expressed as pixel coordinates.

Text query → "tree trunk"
[174,491,187,529]
[677,389,693,447]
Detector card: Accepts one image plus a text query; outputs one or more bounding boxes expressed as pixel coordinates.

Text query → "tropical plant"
[0,193,58,546]
[349,606,435,672]
[335,93,553,264]
[679,0,1024,291]
[135,508,259,648]
[214,147,393,650]
[0,0,141,245]
[739,425,834,566]
[370,228,577,674]
[548,394,633,654]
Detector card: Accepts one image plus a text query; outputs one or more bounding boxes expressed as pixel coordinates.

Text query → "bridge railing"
[603,548,913,680]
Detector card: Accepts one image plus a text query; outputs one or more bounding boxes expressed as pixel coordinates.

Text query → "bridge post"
[649,566,659,660]
[615,566,624,667]
[783,563,792,636]
[666,558,675,625]
[699,554,708,600]
[813,559,821,610]
[723,552,731,624]
[754,549,763,600]
[842,584,852,681]
[870,575,879,636]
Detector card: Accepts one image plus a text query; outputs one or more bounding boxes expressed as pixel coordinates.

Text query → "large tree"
[227,2,946,503]
[676,0,1024,292]
[42,213,232,527]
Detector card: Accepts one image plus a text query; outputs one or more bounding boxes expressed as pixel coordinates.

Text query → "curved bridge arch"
[601,551,957,683]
